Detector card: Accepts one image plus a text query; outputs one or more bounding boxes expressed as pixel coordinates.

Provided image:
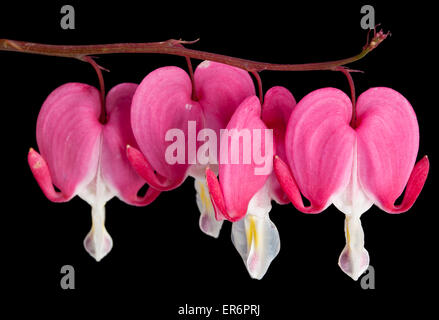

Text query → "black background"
[0,0,436,316]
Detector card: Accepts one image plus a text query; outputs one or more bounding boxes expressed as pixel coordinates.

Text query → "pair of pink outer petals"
[28,83,160,261]
[126,61,294,279]
[274,87,429,280]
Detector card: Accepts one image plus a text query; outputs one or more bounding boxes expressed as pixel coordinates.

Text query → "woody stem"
[0,31,388,73]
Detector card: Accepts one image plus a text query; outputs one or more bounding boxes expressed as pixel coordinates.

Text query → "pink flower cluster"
[28,61,429,280]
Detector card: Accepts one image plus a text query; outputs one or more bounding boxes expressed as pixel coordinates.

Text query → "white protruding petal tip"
[232,213,280,280]
[195,178,223,238]
[84,226,113,261]
[199,212,223,238]
[83,203,113,261]
[338,246,370,280]
[338,216,369,280]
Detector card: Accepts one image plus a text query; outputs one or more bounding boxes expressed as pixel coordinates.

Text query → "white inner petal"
[77,135,115,261]
[195,177,223,238]
[331,141,372,280]
[331,142,373,217]
[246,181,272,218]
[232,184,280,280]
[338,216,370,280]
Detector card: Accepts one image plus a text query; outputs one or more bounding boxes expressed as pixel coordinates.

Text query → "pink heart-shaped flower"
[29,83,160,261]
[274,87,429,280]
[127,61,255,238]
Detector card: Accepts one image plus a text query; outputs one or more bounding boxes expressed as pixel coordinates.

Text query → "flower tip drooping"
[84,228,113,262]
[338,247,370,281]
[231,185,280,280]
[337,216,370,281]
[82,203,113,262]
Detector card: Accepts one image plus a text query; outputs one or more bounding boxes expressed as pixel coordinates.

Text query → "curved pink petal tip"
[273,155,324,213]
[126,145,184,192]
[28,148,71,202]
[206,166,229,221]
[379,156,429,213]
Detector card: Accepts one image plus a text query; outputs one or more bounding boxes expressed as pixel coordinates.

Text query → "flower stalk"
[336,66,358,128]
[83,56,107,124]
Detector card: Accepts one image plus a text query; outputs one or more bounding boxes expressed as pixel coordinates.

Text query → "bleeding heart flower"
[207,86,296,279]
[127,61,255,238]
[28,83,160,261]
[274,87,429,280]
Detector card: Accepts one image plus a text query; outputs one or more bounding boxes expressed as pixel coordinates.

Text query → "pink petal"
[262,86,296,161]
[382,156,429,213]
[130,67,204,190]
[355,87,428,213]
[195,60,255,137]
[214,96,272,221]
[262,86,296,204]
[273,155,324,213]
[101,83,160,206]
[206,167,228,221]
[32,83,102,200]
[126,145,178,191]
[28,148,70,202]
[284,88,356,212]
